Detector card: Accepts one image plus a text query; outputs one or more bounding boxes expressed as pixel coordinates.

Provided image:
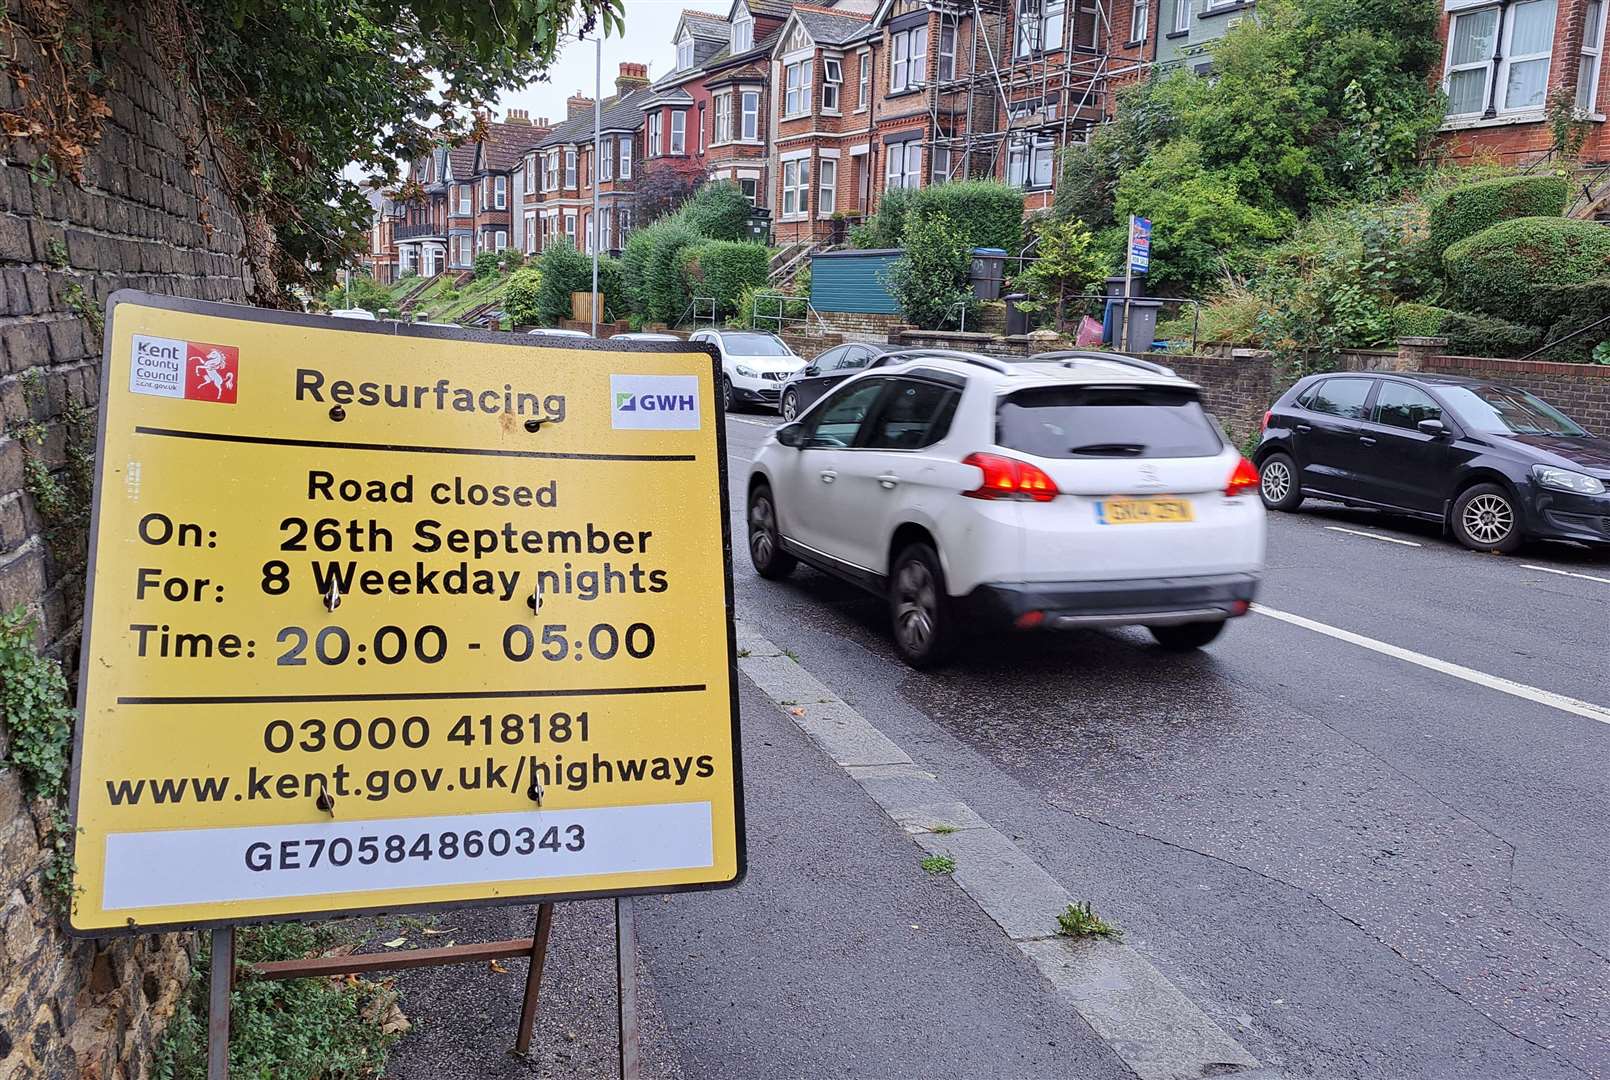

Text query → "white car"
[328,308,377,321]
[611,332,683,342]
[528,327,593,339]
[688,329,804,412]
[746,349,1267,667]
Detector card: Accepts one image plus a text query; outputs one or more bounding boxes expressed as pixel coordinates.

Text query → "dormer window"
[677,33,694,69]
[733,9,753,52]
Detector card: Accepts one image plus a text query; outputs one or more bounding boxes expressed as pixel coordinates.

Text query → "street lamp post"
[592,34,601,337]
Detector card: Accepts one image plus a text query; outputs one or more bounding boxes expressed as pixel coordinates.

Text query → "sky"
[495,0,731,124]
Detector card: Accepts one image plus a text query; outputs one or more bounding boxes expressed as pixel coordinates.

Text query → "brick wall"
[1421,354,1610,432]
[0,0,251,1076]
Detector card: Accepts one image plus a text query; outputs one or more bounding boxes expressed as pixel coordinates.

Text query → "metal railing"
[750,292,828,333]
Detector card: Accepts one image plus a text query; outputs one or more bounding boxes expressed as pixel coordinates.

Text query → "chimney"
[505,108,531,125]
[616,62,651,96]
[567,93,595,119]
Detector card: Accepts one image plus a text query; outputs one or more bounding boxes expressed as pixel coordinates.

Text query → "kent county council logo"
[130,335,239,404]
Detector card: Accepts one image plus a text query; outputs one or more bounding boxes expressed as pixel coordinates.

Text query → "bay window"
[823,58,843,112]
[885,141,922,190]
[671,110,687,154]
[939,25,956,81]
[818,158,837,217]
[1017,0,1068,56]
[649,114,661,156]
[782,157,810,218]
[890,26,927,91]
[1007,132,1056,189]
[1444,0,1560,118]
[741,91,760,139]
[601,138,613,181]
[619,137,632,179]
[785,60,810,116]
[715,92,733,143]
[564,149,576,188]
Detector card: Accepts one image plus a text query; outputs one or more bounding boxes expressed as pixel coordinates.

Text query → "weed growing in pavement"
[931,824,958,835]
[737,648,751,658]
[1057,901,1123,941]
[783,648,799,661]
[921,855,956,874]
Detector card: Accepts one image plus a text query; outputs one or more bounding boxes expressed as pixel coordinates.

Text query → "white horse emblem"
[194,348,234,399]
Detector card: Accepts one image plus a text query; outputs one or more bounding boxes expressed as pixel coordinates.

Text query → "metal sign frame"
[67,292,747,937]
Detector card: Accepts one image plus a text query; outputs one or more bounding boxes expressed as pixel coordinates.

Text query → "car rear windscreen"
[997,386,1224,459]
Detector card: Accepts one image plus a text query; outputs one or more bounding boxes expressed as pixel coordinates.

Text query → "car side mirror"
[802,366,818,377]
[1417,419,1448,438]
[776,422,805,448]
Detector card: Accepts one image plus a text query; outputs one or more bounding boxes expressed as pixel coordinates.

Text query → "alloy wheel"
[781,391,797,421]
[893,560,937,654]
[749,496,777,565]
[1260,460,1291,504]
[1462,493,1514,545]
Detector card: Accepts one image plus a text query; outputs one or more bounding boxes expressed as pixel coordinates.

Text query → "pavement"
[378,410,1610,1080]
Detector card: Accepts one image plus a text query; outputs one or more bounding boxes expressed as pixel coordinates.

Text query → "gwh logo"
[610,375,701,431]
[616,391,696,413]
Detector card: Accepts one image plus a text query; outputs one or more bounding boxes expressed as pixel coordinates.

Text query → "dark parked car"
[1255,372,1610,554]
[779,343,899,421]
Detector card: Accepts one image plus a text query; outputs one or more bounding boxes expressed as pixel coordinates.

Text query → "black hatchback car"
[778,343,898,421]
[1255,372,1610,553]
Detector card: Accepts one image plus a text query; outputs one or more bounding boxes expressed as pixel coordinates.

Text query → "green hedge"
[851,188,913,249]
[681,182,752,242]
[907,180,1026,253]
[1440,311,1541,358]
[1537,278,1610,361]
[644,223,700,324]
[1425,174,1569,259]
[1389,303,1453,339]
[531,241,591,325]
[1443,217,1610,321]
[682,241,769,319]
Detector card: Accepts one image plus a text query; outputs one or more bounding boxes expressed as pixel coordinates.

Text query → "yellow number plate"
[1095,498,1195,525]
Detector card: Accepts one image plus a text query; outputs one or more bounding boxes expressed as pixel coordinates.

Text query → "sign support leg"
[514,902,555,1055]
[207,925,234,1080]
[616,897,640,1080]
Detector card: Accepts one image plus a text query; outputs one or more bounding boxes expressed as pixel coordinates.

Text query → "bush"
[1443,217,1610,321]
[1390,303,1453,338]
[908,180,1025,253]
[531,241,592,325]
[322,272,393,314]
[596,254,627,322]
[498,248,526,274]
[1537,278,1610,361]
[473,250,501,280]
[644,222,701,323]
[1425,174,1570,259]
[620,226,658,316]
[681,181,752,242]
[1440,311,1541,357]
[1011,218,1110,327]
[502,266,543,326]
[854,188,914,249]
[884,212,979,329]
[682,241,769,319]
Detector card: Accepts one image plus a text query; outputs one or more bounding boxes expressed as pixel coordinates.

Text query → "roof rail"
[881,347,1010,374]
[1028,350,1177,378]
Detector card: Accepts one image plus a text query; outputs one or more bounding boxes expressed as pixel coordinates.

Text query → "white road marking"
[1253,603,1610,727]
[725,415,780,428]
[1522,564,1610,586]
[1323,526,1422,547]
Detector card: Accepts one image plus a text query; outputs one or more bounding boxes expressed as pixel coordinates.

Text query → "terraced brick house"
[1436,0,1609,165]
[360,188,404,284]
[643,10,731,186]
[395,146,451,278]
[703,0,792,207]
[470,110,551,261]
[531,66,654,255]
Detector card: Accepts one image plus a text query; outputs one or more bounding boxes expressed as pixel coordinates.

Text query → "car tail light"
[1225,457,1260,497]
[962,453,1060,502]
[1260,410,1272,432]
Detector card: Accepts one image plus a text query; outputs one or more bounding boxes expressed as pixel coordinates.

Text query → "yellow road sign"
[68,293,744,934]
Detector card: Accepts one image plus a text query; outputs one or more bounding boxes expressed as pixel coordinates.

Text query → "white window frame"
[1580,0,1606,114]
[494,174,507,209]
[740,177,758,204]
[600,137,613,181]
[649,114,662,156]
[785,59,811,117]
[564,212,577,247]
[741,90,760,140]
[545,152,558,190]
[1006,131,1055,190]
[822,58,843,113]
[1499,0,1557,112]
[671,110,687,154]
[620,137,632,179]
[455,234,473,264]
[699,103,707,152]
[733,10,753,52]
[677,33,694,70]
[782,155,811,219]
[890,26,927,91]
[817,156,837,217]
[456,184,471,214]
[938,25,956,81]
[715,91,733,143]
[1016,0,1041,57]
[564,149,577,188]
[932,146,951,183]
[885,141,922,190]
[1173,0,1192,34]
[1130,0,1149,43]
[1442,1,1560,119]
[857,52,871,110]
[524,211,537,253]
[494,229,508,251]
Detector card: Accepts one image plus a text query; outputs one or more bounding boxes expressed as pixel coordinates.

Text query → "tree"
[6,0,624,306]
[884,213,978,330]
[1012,220,1111,330]
[681,182,753,242]
[502,266,544,326]
[531,242,593,326]
[631,158,708,226]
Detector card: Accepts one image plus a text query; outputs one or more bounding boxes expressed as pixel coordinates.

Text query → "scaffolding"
[920,0,1144,190]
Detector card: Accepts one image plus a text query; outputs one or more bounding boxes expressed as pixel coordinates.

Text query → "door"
[1297,377,1377,499]
[773,378,889,562]
[1357,381,1461,514]
[818,376,962,574]
[794,346,850,413]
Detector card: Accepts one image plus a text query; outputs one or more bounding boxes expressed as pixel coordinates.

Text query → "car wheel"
[889,542,957,668]
[780,389,799,422]
[747,485,796,580]
[1149,621,1226,650]
[1451,482,1523,554]
[722,377,734,413]
[1258,452,1304,512]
